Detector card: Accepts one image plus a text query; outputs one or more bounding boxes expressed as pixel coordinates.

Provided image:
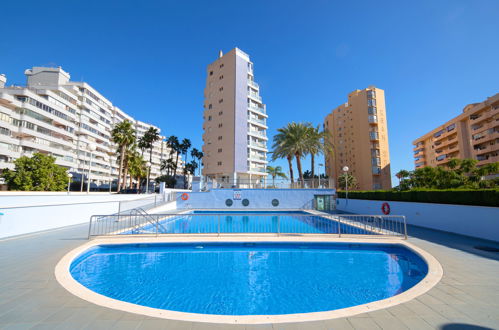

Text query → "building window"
[368,106,377,115]
[447,123,456,132]
[219,87,223,92]
[368,98,376,106]
[220,64,224,68]
[219,99,223,103]
[218,123,223,128]
[219,111,223,115]
[218,148,222,153]
[208,116,212,121]
[208,104,212,109]
[217,161,222,166]
[219,75,224,80]
[210,71,213,76]
[218,136,222,140]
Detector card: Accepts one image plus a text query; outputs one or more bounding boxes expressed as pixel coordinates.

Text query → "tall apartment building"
[202,48,268,187]
[0,67,178,189]
[413,93,499,169]
[324,86,392,190]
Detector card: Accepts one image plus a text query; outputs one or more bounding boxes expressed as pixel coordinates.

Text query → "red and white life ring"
[381,202,390,215]
[181,193,189,201]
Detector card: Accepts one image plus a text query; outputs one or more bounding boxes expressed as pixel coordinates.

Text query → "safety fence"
[88,212,406,239]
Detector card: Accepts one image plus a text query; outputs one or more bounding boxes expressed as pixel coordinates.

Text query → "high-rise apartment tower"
[413,93,499,168]
[324,86,392,190]
[202,48,268,187]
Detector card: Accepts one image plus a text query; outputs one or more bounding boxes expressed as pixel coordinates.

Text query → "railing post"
[87,216,93,239]
[403,216,407,240]
[117,201,121,215]
[155,215,159,237]
[277,215,280,236]
[337,216,341,237]
[218,215,221,237]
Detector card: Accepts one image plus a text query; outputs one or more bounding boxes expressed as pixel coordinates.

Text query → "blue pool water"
[125,211,372,235]
[70,242,428,315]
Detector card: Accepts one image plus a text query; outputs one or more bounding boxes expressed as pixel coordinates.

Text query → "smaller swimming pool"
[70,242,428,316]
[124,211,374,235]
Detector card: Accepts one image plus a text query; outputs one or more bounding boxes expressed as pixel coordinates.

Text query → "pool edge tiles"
[55,237,443,324]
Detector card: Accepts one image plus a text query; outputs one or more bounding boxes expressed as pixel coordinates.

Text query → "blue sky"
[1,1,498,184]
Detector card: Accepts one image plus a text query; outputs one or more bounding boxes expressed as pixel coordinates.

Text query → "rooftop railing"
[205,178,335,190]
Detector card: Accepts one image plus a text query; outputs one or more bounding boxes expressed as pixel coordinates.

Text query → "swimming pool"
[70,242,428,316]
[123,211,375,235]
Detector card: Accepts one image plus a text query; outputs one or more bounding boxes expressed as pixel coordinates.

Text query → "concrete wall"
[0,191,179,239]
[337,198,499,242]
[177,189,335,209]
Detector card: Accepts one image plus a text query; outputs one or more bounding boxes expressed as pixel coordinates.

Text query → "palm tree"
[190,148,203,176]
[183,160,198,189]
[143,127,160,188]
[272,124,296,183]
[127,150,146,191]
[338,172,357,190]
[287,123,310,184]
[167,135,181,175]
[395,169,410,186]
[111,120,136,191]
[266,165,287,187]
[179,138,192,165]
[161,158,176,177]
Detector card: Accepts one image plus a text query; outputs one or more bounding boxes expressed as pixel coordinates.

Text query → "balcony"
[248,92,262,103]
[248,80,259,89]
[248,103,266,116]
[248,141,267,150]
[248,116,267,127]
[248,130,267,139]
[369,132,379,141]
[368,115,378,124]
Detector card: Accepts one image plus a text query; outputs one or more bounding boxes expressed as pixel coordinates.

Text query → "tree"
[128,151,146,191]
[179,138,192,166]
[266,165,287,187]
[167,135,181,176]
[2,153,68,191]
[272,123,298,183]
[305,124,329,179]
[111,120,136,191]
[143,127,160,188]
[190,148,203,176]
[183,160,197,189]
[338,172,357,190]
[395,169,411,189]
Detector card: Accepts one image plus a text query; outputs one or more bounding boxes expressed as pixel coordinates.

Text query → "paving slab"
[1,223,499,329]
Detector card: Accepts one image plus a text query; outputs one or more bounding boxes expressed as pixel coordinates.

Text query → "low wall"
[177,189,336,209]
[337,198,499,242]
[0,190,182,239]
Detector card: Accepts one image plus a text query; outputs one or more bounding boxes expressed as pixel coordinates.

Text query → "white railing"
[87,213,407,239]
[205,178,335,190]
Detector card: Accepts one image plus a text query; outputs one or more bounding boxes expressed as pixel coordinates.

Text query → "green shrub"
[336,189,499,207]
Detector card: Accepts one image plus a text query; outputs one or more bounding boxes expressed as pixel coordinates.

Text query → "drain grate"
[474,246,499,252]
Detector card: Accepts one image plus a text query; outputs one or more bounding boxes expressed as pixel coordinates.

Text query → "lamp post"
[145,161,151,194]
[342,166,349,205]
[67,172,73,194]
[86,143,96,194]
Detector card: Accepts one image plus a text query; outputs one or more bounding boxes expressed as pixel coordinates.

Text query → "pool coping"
[55,236,443,325]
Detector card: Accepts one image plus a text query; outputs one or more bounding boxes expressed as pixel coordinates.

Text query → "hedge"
[336,189,499,207]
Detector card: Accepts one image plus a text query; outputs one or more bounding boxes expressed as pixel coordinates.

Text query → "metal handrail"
[87,212,407,239]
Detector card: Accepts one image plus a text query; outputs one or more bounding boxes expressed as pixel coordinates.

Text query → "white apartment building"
[202,48,268,187]
[0,67,178,190]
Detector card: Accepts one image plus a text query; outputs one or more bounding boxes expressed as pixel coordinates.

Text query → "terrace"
[1,207,498,329]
